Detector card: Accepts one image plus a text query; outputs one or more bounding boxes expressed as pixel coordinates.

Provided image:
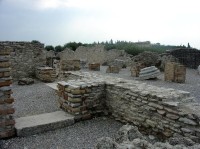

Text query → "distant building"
[134,41,151,47]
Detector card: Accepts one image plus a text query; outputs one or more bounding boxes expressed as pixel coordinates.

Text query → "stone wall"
[59,71,200,142]
[0,45,15,138]
[57,45,130,65]
[0,41,46,79]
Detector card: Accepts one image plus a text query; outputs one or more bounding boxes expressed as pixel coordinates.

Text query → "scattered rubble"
[132,51,160,68]
[95,125,200,149]
[18,78,34,85]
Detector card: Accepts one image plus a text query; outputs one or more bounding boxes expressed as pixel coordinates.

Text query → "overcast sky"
[0,0,200,48]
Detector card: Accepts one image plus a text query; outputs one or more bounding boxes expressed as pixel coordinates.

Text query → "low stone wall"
[58,71,200,142]
[36,67,56,82]
[57,80,106,122]
[0,46,15,139]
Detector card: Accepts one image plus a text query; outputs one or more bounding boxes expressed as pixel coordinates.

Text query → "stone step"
[15,111,74,137]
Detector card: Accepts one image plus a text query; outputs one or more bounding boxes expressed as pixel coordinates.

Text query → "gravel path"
[1,117,123,149]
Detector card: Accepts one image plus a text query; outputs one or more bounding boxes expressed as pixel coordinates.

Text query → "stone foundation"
[58,71,200,142]
[0,45,15,139]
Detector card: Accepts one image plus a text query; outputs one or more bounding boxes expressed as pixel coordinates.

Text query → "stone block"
[179,118,197,126]
[146,119,157,127]
[148,102,163,109]
[15,111,74,137]
[0,129,15,139]
[18,78,34,85]
[166,113,179,120]
[0,119,15,127]
[0,62,11,68]
[0,108,15,115]
[89,63,100,71]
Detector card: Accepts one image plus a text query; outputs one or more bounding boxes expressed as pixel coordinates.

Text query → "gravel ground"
[1,117,123,149]
[12,80,60,118]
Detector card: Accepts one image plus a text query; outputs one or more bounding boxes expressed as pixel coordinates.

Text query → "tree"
[109,39,113,44]
[63,42,83,51]
[55,45,63,52]
[187,43,191,48]
[31,40,40,44]
[45,45,54,51]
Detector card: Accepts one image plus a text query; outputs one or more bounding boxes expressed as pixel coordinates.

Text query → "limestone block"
[148,102,163,109]
[178,118,197,126]
[89,63,100,71]
[166,113,179,120]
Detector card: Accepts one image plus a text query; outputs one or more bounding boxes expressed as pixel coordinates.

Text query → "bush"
[45,45,54,51]
[31,40,41,44]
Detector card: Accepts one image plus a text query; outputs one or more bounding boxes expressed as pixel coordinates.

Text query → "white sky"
[0,0,200,48]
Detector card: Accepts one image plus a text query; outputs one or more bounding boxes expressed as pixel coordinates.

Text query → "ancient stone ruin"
[1,41,200,148]
[57,45,131,65]
[57,71,200,143]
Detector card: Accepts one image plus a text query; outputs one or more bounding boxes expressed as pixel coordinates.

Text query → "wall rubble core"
[57,71,200,142]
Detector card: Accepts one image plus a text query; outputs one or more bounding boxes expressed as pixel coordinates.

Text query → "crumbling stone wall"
[57,45,130,65]
[0,45,15,138]
[0,42,46,79]
[59,71,200,142]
